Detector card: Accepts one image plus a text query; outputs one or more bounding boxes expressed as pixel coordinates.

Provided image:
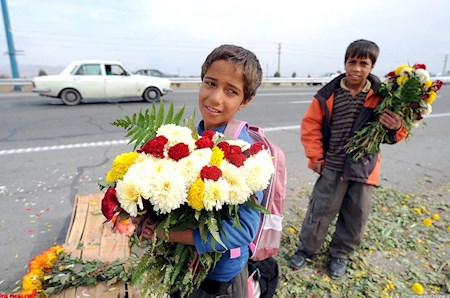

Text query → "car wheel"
[143,87,161,102]
[60,88,82,105]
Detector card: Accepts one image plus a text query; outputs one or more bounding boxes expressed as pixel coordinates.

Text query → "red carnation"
[413,63,426,70]
[196,136,214,149]
[102,187,122,221]
[249,142,266,155]
[433,80,443,91]
[202,130,216,140]
[228,145,243,155]
[416,111,423,121]
[386,71,395,78]
[200,166,222,181]
[227,153,247,167]
[168,143,190,161]
[138,135,168,158]
[217,142,231,154]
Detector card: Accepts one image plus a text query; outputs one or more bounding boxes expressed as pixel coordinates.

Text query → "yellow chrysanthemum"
[288,227,296,234]
[411,282,424,294]
[187,178,205,211]
[105,152,139,182]
[431,214,440,220]
[422,218,432,227]
[423,79,433,88]
[404,194,410,200]
[425,90,437,104]
[413,207,422,214]
[210,147,224,167]
[396,75,409,86]
[394,65,409,76]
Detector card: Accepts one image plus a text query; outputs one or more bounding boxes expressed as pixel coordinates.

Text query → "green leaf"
[111,102,187,150]
[206,217,227,250]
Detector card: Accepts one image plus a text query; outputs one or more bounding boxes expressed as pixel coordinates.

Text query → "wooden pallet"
[50,193,135,298]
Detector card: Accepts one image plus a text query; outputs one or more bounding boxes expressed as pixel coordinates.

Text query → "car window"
[74,64,102,76]
[106,64,129,76]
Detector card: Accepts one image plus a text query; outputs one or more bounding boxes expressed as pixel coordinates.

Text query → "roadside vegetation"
[276,184,449,297]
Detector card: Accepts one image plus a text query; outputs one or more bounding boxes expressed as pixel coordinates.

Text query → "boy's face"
[198,60,251,130]
[344,56,374,89]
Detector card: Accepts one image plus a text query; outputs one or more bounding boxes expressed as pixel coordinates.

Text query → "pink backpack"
[224,119,287,261]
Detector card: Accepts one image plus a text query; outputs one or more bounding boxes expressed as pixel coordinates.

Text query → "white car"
[32,60,172,105]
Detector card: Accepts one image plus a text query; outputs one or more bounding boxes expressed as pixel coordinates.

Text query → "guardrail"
[1,76,449,87]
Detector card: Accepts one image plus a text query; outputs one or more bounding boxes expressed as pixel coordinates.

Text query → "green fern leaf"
[206,217,227,250]
[111,101,187,150]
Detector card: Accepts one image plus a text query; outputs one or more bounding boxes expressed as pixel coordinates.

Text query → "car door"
[104,64,138,98]
[72,63,106,98]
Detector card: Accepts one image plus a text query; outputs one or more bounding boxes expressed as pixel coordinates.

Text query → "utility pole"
[277,43,281,75]
[1,0,21,90]
[443,54,448,75]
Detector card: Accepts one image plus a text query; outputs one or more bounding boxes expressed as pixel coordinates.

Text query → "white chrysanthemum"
[243,150,274,193]
[134,152,158,164]
[203,178,229,211]
[225,139,251,151]
[220,160,252,205]
[115,161,154,216]
[423,103,432,116]
[415,68,431,84]
[211,132,224,143]
[399,67,414,77]
[411,121,420,129]
[157,124,196,151]
[147,167,188,214]
[178,148,212,185]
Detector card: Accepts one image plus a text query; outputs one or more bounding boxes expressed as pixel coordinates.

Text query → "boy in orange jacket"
[290,39,408,277]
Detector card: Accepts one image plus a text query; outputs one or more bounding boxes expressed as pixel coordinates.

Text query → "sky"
[1,0,449,78]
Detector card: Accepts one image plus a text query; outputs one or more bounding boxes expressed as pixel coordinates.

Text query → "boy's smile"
[198,60,251,130]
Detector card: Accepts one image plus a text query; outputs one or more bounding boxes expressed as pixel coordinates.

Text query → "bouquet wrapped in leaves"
[100,102,274,297]
[14,245,131,297]
[344,63,443,160]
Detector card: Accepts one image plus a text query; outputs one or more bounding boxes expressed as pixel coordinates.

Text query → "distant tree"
[38,69,47,76]
[273,71,280,86]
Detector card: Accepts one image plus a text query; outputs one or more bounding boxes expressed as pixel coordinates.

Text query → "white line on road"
[1,113,449,156]
[0,126,300,156]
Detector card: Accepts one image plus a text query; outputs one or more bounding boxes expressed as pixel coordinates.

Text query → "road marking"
[1,114,449,156]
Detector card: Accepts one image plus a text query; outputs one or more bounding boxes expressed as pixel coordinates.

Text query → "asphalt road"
[0,86,449,291]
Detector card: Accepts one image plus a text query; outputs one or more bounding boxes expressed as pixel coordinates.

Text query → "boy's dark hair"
[344,39,380,65]
[201,44,263,101]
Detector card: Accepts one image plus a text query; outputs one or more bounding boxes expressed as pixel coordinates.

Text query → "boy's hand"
[379,109,402,131]
[312,161,323,174]
[132,216,159,240]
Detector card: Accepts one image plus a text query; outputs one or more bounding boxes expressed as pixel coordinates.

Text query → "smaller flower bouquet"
[344,63,443,160]
[100,103,274,297]
[13,245,130,297]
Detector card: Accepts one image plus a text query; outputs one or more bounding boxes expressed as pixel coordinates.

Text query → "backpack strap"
[224,118,248,139]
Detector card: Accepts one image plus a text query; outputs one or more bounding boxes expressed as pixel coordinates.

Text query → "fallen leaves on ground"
[276,184,449,298]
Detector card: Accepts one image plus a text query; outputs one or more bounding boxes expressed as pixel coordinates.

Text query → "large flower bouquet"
[100,103,274,297]
[344,63,443,160]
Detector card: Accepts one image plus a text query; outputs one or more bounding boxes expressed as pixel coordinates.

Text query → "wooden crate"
[50,193,135,298]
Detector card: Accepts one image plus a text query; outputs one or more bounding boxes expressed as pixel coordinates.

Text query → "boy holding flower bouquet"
[290,39,408,277]
[137,44,268,297]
